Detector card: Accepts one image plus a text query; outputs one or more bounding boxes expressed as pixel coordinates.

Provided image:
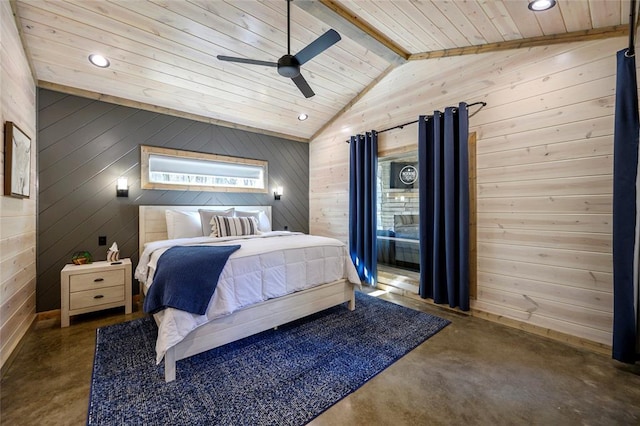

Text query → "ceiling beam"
[410,25,629,60]
[294,0,408,65]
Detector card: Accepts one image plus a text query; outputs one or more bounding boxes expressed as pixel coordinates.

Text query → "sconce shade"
[116,177,128,197]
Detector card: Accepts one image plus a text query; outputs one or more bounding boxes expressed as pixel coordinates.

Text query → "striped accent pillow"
[210,216,258,237]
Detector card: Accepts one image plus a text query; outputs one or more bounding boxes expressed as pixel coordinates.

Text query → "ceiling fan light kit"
[217,0,341,98]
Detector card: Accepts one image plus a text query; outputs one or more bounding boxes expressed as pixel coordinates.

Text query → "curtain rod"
[345,101,487,143]
[629,0,637,56]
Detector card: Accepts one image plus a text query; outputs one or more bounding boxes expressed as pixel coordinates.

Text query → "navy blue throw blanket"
[143,245,241,315]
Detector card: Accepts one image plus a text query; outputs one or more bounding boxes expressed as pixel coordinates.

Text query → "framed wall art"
[4,121,31,198]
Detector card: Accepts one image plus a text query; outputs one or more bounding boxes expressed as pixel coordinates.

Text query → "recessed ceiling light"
[528,0,556,11]
[298,113,308,121]
[89,54,110,68]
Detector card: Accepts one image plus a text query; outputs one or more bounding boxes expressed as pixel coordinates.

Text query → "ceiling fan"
[217,0,341,98]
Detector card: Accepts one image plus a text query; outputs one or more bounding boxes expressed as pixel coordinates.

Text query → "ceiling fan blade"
[294,29,341,65]
[291,74,315,98]
[217,55,278,67]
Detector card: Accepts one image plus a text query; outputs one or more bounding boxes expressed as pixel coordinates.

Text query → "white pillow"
[198,208,235,236]
[235,210,271,232]
[165,210,202,239]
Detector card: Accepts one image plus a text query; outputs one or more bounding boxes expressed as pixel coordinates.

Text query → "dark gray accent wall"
[37,89,309,312]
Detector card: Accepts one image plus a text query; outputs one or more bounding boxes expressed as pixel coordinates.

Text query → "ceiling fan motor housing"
[277,55,301,78]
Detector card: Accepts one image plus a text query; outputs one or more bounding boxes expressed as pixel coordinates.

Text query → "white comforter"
[135,232,361,363]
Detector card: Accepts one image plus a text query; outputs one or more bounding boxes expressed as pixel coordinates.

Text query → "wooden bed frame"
[138,205,356,382]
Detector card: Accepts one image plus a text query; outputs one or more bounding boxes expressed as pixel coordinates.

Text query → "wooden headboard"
[139,205,272,255]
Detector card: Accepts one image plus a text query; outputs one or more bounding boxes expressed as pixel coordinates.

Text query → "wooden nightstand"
[60,259,132,327]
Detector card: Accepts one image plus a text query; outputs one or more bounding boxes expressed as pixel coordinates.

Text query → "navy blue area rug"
[87,292,450,425]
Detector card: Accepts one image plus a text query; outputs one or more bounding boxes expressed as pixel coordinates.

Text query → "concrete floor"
[2,292,640,426]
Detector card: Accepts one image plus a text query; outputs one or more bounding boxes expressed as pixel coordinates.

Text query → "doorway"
[376,152,420,294]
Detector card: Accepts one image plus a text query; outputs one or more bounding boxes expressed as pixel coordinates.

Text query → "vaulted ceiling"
[13,0,633,142]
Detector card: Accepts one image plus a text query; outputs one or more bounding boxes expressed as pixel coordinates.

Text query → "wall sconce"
[116,177,129,197]
[274,186,283,200]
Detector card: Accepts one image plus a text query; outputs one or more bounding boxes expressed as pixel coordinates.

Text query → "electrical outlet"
[98,236,107,246]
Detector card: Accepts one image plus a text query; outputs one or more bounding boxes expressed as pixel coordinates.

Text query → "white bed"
[136,205,360,382]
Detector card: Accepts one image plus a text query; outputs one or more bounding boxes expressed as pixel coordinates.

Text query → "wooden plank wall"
[0,1,37,369]
[310,37,631,348]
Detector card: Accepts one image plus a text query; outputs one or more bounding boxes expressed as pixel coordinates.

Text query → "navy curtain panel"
[349,131,377,284]
[418,103,470,311]
[612,48,640,363]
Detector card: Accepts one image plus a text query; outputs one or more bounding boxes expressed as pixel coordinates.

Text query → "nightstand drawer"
[70,285,125,310]
[69,269,124,292]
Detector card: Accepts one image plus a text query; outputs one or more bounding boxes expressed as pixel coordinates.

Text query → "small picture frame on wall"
[4,121,31,198]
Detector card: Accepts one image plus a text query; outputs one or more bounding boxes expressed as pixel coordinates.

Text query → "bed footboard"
[163,279,355,382]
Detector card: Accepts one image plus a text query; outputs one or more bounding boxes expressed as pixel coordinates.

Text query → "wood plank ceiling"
[13,0,632,142]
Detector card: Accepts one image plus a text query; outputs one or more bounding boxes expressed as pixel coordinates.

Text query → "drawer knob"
[94,278,104,282]
[94,295,104,299]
